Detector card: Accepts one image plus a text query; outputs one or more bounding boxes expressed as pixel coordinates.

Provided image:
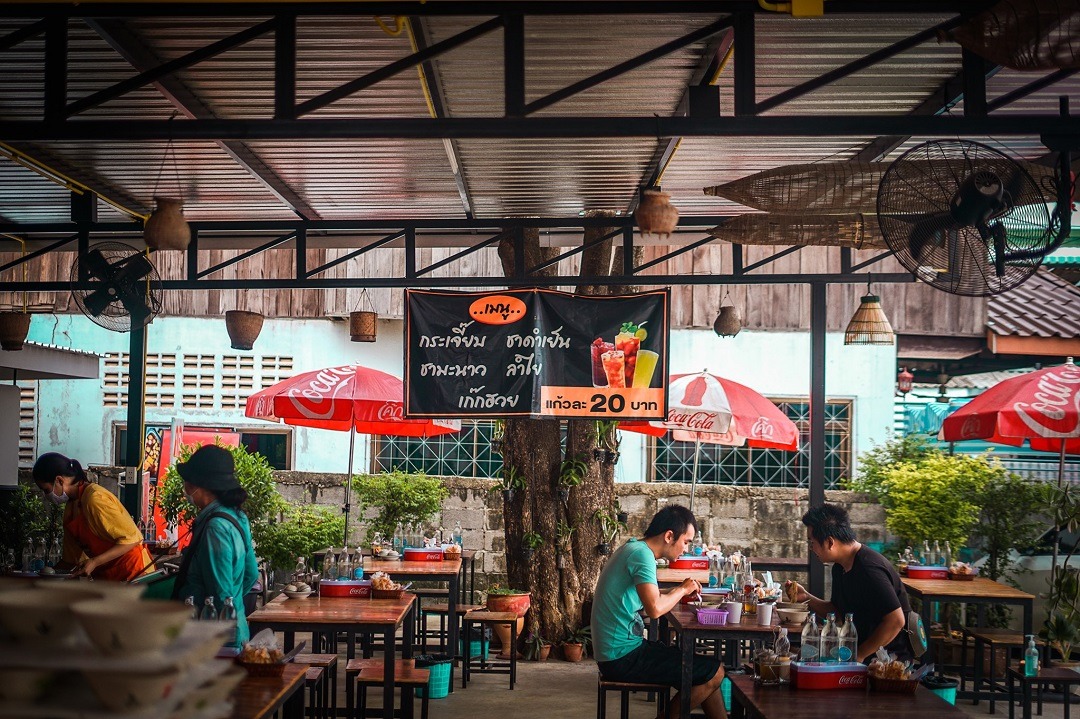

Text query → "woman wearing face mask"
[171,444,259,647]
[32,452,152,581]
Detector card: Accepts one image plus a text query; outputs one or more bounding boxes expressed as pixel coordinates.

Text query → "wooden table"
[901,577,1035,663]
[248,594,416,719]
[231,662,307,719]
[656,557,807,587]
[666,604,803,719]
[1007,665,1080,719]
[363,556,463,677]
[727,672,967,719]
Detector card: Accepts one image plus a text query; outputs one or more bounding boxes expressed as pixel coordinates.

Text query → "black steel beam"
[0,2,984,19]
[43,16,67,121]
[0,18,46,52]
[0,233,76,273]
[741,245,802,274]
[195,231,296,278]
[635,235,718,273]
[5,271,915,293]
[295,17,502,117]
[274,14,297,120]
[757,17,963,114]
[416,231,508,277]
[65,19,276,118]
[733,12,754,117]
[808,281,827,597]
[523,17,734,115]
[989,68,1080,112]
[4,114,1074,141]
[847,252,896,273]
[304,230,405,277]
[503,14,525,118]
[527,227,622,275]
[961,46,987,118]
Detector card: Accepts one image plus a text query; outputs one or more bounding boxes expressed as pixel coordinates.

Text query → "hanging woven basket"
[0,312,31,351]
[349,310,377,342]
[635,190,679,237]
[713,304,742,338]
[225,310,264,351]
[143,197,192,251]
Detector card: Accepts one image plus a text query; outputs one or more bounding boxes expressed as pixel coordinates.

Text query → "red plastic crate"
[790,662,867,690]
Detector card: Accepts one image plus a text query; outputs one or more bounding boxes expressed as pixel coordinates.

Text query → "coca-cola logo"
[1013,365,1080,438]
[751,417,774,438]
[959,414,983,440]
[284,365,356,420]
[377,404,404,422]
[668,410,718,431]
[837,674,865,686]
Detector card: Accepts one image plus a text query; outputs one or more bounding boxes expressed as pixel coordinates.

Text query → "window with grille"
[18,382,36,467]
[373,421,504,478]
[651,399,852,488]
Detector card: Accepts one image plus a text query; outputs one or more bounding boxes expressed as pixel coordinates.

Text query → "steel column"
[123,321,148,520]
[43,16,67,121]
[274,14,296,120]
[503,14,525,117]
[808,281,827,598]
[961,47,987,117]
[733,12,755,117]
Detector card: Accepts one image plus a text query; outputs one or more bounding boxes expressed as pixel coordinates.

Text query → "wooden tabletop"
[901,576,1034,602]
[230,662,307,719]
[247,593,415,628]
[727,673,966,719]
[666,604,803,636]
[363,557,462,576]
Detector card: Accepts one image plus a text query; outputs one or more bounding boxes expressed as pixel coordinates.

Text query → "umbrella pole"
[342,425,356,547]
[689,439,701,513]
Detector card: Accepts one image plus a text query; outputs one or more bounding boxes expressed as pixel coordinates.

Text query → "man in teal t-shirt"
[591,505,725,719]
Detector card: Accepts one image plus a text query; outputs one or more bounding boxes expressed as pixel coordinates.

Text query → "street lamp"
[897,367,914,397]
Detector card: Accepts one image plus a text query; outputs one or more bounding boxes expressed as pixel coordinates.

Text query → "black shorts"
[597,641,722,689]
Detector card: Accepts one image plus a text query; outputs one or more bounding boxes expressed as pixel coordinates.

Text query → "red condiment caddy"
[790,662,868,690]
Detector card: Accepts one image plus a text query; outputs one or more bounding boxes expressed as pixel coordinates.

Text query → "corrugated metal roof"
[988,269,1080,339]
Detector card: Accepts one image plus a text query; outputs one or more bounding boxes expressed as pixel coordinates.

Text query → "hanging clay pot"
[0,312,31,351]
[349,310,377,342]
[635,189,679,237]
[713,304,742,338]
[225,310,264,351]
[143,197,192,251]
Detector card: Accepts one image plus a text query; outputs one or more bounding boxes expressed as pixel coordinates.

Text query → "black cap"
[176,445,241,492]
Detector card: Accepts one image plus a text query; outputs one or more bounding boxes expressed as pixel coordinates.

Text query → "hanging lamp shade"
[635,189,679,237]
[350,310,377,342]
[143,197,192,251]
[844,293,894,345]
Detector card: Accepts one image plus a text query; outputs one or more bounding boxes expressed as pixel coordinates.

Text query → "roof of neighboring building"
[987,269,1080,339]
[1044,249,1080,267]
[0,341,101,381]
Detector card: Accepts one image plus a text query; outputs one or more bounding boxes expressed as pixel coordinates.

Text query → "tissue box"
[906,566,949,580]
[790,662,867,690]
[319,580,372,598]
[670,557,709,570]
[403,548,444,562]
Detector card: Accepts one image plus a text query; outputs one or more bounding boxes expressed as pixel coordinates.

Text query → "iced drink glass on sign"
[614,333,640,387]
[601,350,626,388]
[591,338,615,387]
[633,350,659,388]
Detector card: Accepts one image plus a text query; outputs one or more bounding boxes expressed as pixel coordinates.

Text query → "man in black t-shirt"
[788,504,915,663]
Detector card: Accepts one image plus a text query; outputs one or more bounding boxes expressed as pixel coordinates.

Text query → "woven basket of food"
[869,675,919,694]
[372,587,405,600]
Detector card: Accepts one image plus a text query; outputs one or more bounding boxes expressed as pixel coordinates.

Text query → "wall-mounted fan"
[877,140,1061,297]
[70,242,162,332]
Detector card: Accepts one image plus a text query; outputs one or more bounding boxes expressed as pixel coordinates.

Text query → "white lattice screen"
[18,382,36,467]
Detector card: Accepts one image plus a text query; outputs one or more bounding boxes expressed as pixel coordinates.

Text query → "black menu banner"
[405,288,669,419]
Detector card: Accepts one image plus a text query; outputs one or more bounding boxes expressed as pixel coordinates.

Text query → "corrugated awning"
[897,335,984,361]
[0,341,100,381]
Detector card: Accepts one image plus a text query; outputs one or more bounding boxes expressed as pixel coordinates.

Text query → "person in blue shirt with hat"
[172,444,259,647]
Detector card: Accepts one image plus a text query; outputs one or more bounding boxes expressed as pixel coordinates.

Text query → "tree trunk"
[496,218,629,646]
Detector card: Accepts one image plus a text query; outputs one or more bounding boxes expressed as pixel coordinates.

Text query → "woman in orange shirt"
[32,452,152,582]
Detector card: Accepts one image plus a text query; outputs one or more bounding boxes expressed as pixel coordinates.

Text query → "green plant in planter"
[1045,611,1080,662]
[0,484,62,561]
[160,442,287,556]
[493,465,526,498]
[522,531,544,551]
[564,625,592,653]
[558,456,588,488]
[556,520,575,552]
[1041,481,1080,660]
[594,508,621,546]
[257,504,346,571]
[486,585,529,596]
[352,470,449,543]
[522,632,551,661]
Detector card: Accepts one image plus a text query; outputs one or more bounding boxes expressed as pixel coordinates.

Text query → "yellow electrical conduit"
[757,0,824,17]
[375,15,438,119]
[0,142,148,222]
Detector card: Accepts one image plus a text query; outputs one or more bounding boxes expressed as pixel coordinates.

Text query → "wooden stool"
[293,653,338,719]
[303,667,325,719]
[461,611,518,690]
[421,603,484,654]
[597,674,670,719]
[963,628,1048,713]
[1008,665,1080,719]
[345,658,429,719]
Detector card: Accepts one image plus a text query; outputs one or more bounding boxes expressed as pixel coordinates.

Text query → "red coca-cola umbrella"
[246,364,459,542]
[620,371,799,510]
[940,358,1080,471]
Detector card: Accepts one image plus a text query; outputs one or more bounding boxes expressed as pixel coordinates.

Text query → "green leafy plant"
[522,531,544,550]
[844,434,937,500]
[594,420,619,451]
[493,465,526,493]
[351,470,449,543]
[558,456,588,487]
[878,453,1000,548]
[1045,611,1080,662]
[160,441,287,554]
[1041,482,1080,659]
[0,485,62,561]
[594,508,621,544]
[970,469,1042,582]
[522,632,551,661]
[564,625,592,654]
[257,504,346,571]
[486,585,529,596]
[555,520,575,553]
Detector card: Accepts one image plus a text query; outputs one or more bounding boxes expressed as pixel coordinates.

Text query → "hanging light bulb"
[844,279,894,346]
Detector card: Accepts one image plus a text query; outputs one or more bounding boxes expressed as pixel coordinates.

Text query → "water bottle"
[146,515,158,543]
[218,596,238,623]
[775,627,790,658]
[184,596,199,621]
[800,613,820,661]
[1024,635,1040,677]
[324,548,339,581]
[923,540,933,565]
[29,541,45,573]
[944,540,953,567]
[22,539,34,572]
[394,523,404,552]
[454,521,463,547]
[838,613,858,662]
[820,613,839,662]
[693,530,704,556]
[294,556,307,583]
[339,547,353,580]
[708,557,719,588]
[352,556,365,580]
[200,596,217,621]
[932,540,942,566]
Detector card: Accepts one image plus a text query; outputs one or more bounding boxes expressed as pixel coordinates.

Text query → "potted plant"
[1045,611,1080,666]
[486,586,531,659]
[522,531,544,562]
[555,521,574,569]
[351,469,449,543]
[558,455,588,502]
[562,626,591,662]
[523,632,552,662]
[490,419,506,455]
[595,508,620,556]
[593,420,619,463]
[1041,481,1080,665]
[494,465,526,503]
[614,498,629,525]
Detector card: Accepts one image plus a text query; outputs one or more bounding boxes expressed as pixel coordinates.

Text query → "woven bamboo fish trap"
[708,213,889,249]
[703,160,1058,214]
[951,0,1080,71]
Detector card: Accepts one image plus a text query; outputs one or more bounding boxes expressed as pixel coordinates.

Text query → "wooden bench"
[303,667,325,719]
[461,610,518,690]
[345,658,430,719]
[597,674,670,719]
